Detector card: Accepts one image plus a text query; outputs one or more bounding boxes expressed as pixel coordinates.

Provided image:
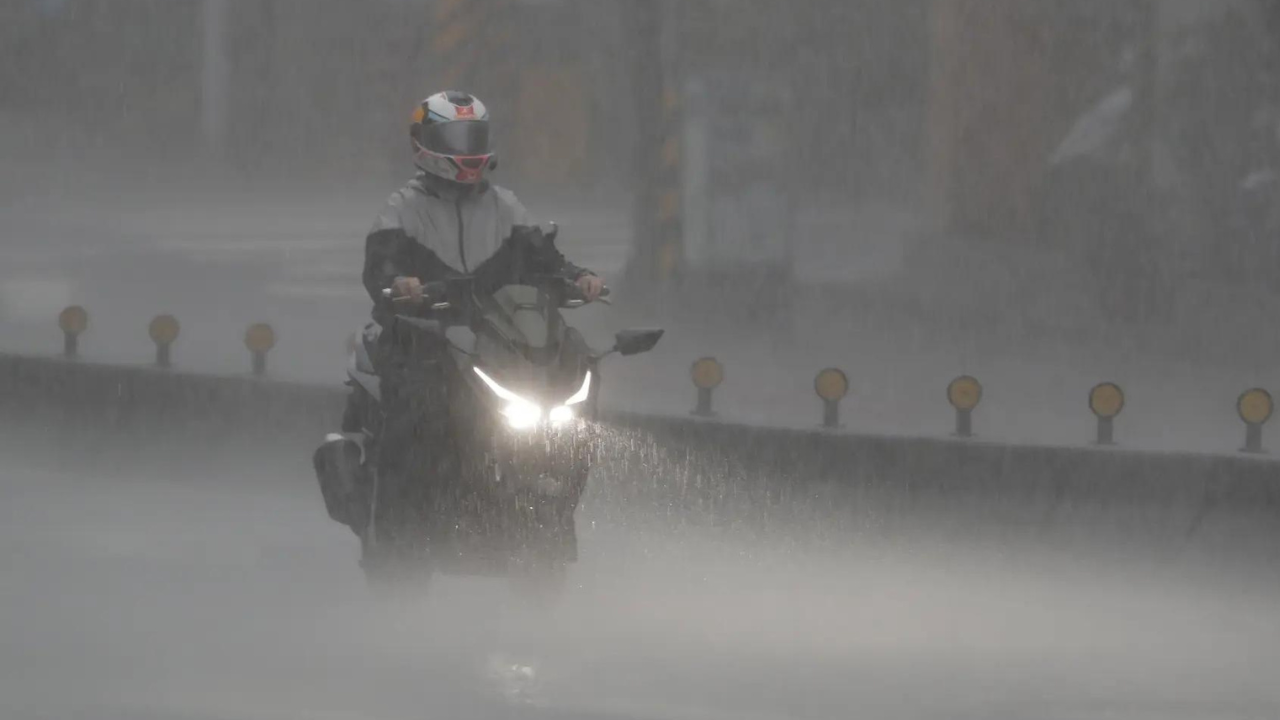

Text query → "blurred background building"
[2,0,1278,319]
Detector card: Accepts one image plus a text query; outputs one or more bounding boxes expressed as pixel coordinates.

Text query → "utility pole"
[624,0,681,290]
[925,0,964,233]
[1131,0,1160,188]
[201,0,230,160]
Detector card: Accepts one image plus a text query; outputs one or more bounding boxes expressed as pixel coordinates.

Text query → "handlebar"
[518,274,611,306]
[381,285,453,310]
[561,282,611,308]
[382,275,610,310]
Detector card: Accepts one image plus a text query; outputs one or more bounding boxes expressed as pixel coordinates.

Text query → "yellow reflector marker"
[814,368,849,402]
[58,305,88,336]
[691,357,723,390]
[149,314,180,345]
[947,375,983,411]
[244,323,277,353]
[1089,382,1125,419]
[1238,388,1273,425]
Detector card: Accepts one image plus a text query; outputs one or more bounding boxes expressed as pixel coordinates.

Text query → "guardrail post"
[1237,388,1272,454]
[58,305,88,359]
[947,375,982,438]
[691,357,722,417]
[1089,382,1124,445]
[245,323,276,377]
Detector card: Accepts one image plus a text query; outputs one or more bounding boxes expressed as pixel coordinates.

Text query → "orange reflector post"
[149,314,180,368]
[814,368,848,428]
[245,323,277,376]
[1238,388,1273,453]
[1088,382,1125,445]
[691,357,723,417]
[947,375,982,438]
[58,305,88,358]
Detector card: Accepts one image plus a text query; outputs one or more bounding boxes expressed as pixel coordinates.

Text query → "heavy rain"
[2,2,1279,719]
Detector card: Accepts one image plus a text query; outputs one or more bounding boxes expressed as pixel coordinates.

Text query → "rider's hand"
[576,274,604,302]
[390,276,424,305]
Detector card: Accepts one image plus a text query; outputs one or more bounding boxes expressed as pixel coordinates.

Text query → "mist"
[3,2,1280,719]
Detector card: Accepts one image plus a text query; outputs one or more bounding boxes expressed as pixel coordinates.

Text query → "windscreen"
[485,285,550,349]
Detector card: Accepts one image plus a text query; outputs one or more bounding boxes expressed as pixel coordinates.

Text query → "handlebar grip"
[383,286,423,305]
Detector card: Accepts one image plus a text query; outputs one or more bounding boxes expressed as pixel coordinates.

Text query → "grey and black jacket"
[363,173,592,326]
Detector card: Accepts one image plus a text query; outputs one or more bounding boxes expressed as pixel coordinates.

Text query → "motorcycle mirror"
[613,328,664,356]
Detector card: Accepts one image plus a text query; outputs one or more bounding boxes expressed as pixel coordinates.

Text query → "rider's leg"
[370,324,452,543]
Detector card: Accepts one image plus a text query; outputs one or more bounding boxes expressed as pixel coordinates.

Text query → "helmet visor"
[420,120,490,156]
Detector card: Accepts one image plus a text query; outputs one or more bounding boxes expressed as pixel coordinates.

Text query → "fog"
[3,1,1280,719]
[4,437,1279,720]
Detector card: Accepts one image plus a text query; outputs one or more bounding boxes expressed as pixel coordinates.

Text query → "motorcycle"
[313,252,663,594]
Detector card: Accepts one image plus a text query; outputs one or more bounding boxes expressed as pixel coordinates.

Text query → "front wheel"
[359,468,432,598]
[508,554,568,606]
[360,535,433,598]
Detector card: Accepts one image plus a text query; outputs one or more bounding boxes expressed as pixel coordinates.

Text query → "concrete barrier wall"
[0,354,343,476]
[4,353,1277,561]
[597,414,1280,559]
[1,353,342,433]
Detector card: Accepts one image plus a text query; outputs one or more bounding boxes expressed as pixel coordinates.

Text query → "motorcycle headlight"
[548,372,592,425]
[503,402,542,430]
[474,367,542,430]
[473,368,592,429]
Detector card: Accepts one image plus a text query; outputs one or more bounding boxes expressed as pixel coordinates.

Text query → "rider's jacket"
[363,173,591,326]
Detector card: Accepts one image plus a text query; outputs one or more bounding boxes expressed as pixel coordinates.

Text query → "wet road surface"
[2,438,1278,720]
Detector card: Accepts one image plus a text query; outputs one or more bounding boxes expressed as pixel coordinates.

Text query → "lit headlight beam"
[474,367,592,428]
[564,371,591,406]
[474,366,544,430]
[473,366,533,406]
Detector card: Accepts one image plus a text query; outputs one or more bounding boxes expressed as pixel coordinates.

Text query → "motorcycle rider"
[357,91,603,531]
